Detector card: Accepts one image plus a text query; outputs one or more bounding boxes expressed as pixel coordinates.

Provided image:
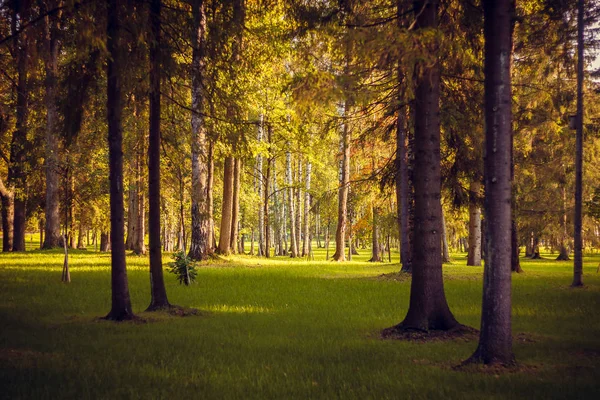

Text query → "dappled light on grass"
[205,304,274,314]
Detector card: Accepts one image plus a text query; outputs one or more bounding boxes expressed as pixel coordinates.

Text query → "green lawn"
[0,245,599,399]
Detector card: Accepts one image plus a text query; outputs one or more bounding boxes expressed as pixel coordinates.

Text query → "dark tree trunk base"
[461,348,516,368]
[555,250,570,261]
[381,323,477,343]
[529,252,542,259]
[145,302,173,312]
[103,310,137,322]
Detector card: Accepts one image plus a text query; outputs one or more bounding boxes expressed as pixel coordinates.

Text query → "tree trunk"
[104,0,135,321]
[42,5,61,249]
[264,124,272,258]
[467,181,482,266]
[100,231,111,252]
[295,159,302,253]
[325,223,330,260]
[384,1,459,333]
[467,0,515,365]
[286,150,298,257]
[125,173,137,250]
[511,219,523,273]
[146,0,170,311]
[370,206,382,262]
[442,210,450,263]
[0,179,14,252]
[218,156,235,255]
[230,158,241,253]
[573,0,584,287]
[257,119,265,256]
[302,161,311,256]
[333,101,350,261]
[188,0,211,261]
[9,2,29,252]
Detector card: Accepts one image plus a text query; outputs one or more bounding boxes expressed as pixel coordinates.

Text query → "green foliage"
[167,251,197,286]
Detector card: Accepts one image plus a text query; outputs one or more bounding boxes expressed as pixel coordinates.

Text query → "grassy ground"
[0,242,599,399]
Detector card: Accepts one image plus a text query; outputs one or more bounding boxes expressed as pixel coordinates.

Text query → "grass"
[0,242,599,399]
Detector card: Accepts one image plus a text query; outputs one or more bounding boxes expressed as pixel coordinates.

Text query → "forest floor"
[0,240,599,399]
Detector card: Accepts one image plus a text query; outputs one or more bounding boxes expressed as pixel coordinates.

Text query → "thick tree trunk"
[146,0,170,311]
[286,150,298,257]
[104,0,135,321]
[42,7,61,249]
[188,0,211,261]
[302,161,311,256]
[385,0,459,333]
[230,158,241,253]
[218,157,235,255]
[100,231,111,252]
[467,181,482,266]
[370,206,382,262]
[333,102,350,261]
[467,0,515,365]
[9,2,29,252]
[573,0,584,287]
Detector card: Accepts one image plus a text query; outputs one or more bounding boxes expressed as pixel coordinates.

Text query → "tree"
[466,0,515,365]
[146,0,170,311]
[104,0,134,321]
[572,0,584,288]
[384,0,460,333]
[188,0,211,261]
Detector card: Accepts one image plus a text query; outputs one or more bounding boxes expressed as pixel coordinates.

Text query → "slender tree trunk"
[295,159,302,252]
[125,173,137,250]
[257,118,264,256]
[442,210,450,263]
[467,0,515,365]
[264,124,272,258]
[104,0,134,321]
[557,186,570,261]
[0,179,14,252]
[573,0,584,287]
[133,149,146,255]
[325,223,330,260]
[467,181,482,266]
[146,0,170,311]
[42,5,61,249]
[384,0,459,333]
[188,0,211,261]
[207,140,215,251]
[302,161,311,256]
[286,150,298,257]
[333,102,350,261]
[230,158,241,253]
[370,206,381,262]
[511,219,522,273]
[218,157,235,255]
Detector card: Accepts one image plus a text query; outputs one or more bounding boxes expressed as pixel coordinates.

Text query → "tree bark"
[146,0,170,311]
[385,0,459,332]
[370,206,382,262]
[286,150,298,257]
[42,4,62,249]
[188,0,211,261]
[333,102,350,261]
[0,178,14,252]
[467,181,482,266]
[264,124,272,258]
[230,158,241,253]
[511,219,522,273]
[100,231,111,252]
[573,0,584,287]
[302,161,311,256]
[467,0,515,365]
[104,0,135,321]
[218,156,235,255]
[257,118,265,256]
[441,210,450,263]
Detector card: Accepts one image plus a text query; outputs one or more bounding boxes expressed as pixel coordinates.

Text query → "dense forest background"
[1,0,600,269]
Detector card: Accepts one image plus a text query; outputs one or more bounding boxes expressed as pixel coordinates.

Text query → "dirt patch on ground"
[452,361,541,375]
[380,324,479,343]
[372,272,411,282]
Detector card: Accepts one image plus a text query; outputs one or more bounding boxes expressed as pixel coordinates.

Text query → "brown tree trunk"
[207,141,215,251]
[146,0,170,311]
[9,2,30,252]
[467,0,515,365]
[511,219,522,273]
[264,125,272,258]
[333,102,350,261]
[370,206,382,262]
[218,156,235,255]
[104,0,135,321]
[0,179,14,252]
[441,210,450,263]
[384,0,459,333]
[188,0,211,261]
[230,158,241,253]
[302,161,311,256]
[467,181,482,266]
[100,231,111,252]
[286,150,298,257]
[573,0,584,287]
[42,3,62,249]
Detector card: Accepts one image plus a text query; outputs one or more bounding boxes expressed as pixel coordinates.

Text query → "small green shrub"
[167,251,197,285]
